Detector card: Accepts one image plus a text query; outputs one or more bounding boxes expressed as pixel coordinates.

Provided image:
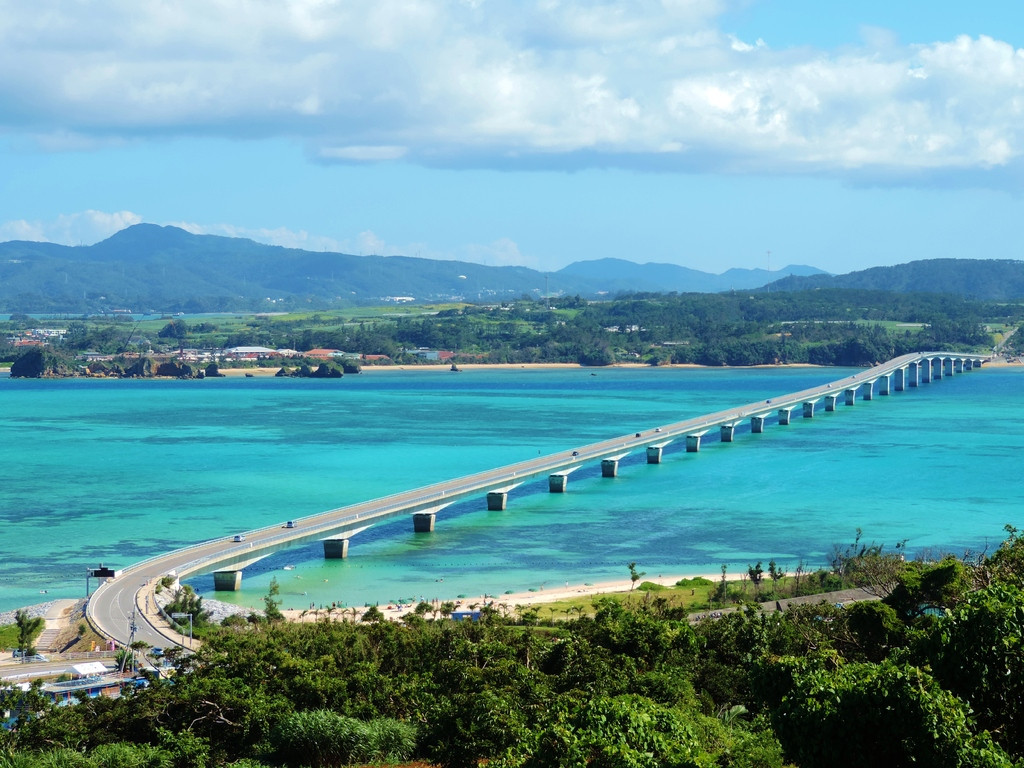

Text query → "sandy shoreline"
[217,361,829,377]
[278,572,734,623]
[219,357,1018,378]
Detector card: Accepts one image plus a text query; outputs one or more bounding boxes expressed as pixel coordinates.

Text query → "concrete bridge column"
[895,367,906,392]
[413,512,436,532]
[955,358,964,373]
[646,446,664,463]
[803,401,816,418]
[879,374,891,395]
[487,491,508,511]
[778,407,795,425]
[964,359,973,371]
[213,570,243,591]
[720,424,736,442]
[825,393,839,411]
[323,539,350,559]
[862,381,875,401]
[549,474,568,493]
[751,415,767,434]
[601,458,620,477]
[845,388,857,406]
[686,435,702,452]
[933,358,943,380]
[922,359,932,383]
[909,363,920,387]
[944,358,955,376]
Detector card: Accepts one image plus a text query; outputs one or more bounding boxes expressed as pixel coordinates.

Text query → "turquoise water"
[1,365,1020,614]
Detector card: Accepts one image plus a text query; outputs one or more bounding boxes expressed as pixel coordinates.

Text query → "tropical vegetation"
[4,528,1024,766]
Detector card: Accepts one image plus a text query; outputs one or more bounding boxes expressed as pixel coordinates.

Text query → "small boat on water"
[283,565,295,571]
[450,363,461,372]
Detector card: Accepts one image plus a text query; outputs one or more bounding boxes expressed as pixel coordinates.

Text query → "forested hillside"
[0,225,816,313]
[771,258,1024,300]
[3,224,1024,313]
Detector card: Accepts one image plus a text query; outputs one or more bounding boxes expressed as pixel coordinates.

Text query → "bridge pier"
[922,360,932,383]
[879,374,891,395]
[778,407,795,425]
[686,434,703,452]
[802,400,817,418]
[413,512,436,532]
[944,358,954,376]
[825,393,839,411]
[895,367,906,392]
[646,446,663,463]
[549,474,568,493]
[751,415,767,434]
[909,362,920,387]
[601,458,620,477]
[863,381,875,401]
[213,570,243,591]
[487,491,508,510]
[845,388,857,406]
[323,538,350,559]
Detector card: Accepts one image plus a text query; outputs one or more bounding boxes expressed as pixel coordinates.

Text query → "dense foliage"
[5,289,1018,370]
[4,529,1024,767]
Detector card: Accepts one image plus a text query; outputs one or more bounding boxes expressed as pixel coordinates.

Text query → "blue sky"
[1,1,1023,276]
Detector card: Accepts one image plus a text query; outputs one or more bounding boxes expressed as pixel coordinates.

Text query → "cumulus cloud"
[170,221,347,252]
[0,210,142,245]
[1,2,1023,182]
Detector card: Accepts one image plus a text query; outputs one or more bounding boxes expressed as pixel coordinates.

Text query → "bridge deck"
[87,352,985,647]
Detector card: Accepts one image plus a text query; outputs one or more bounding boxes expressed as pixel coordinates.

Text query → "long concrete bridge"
[86,351,987,647]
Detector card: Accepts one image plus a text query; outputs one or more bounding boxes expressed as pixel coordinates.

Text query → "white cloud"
[1,3,1023,183]
[170,221,347,253]
[463,238,535,268]
[0,210,142,245]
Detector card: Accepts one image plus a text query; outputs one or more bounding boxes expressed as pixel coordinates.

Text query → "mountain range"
[0,223,1021,312]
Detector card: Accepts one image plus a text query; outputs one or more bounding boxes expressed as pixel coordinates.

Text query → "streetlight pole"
[171,612,193,648]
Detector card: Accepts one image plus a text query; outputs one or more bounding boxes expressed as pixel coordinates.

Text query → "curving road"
[87,351,986,647]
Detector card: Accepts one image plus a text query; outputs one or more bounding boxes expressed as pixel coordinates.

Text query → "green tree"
[14,610,44,657]
[263,578,285,623]
[503,693,702,768]
[921,582,1024,758]
[770,659,1012,768]
[627,562,646,591]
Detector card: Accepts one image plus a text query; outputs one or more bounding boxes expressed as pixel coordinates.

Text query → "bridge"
[86,351,987,647]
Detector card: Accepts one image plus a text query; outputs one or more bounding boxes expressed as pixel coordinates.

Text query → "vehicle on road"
[12,650,47,662]
[232,534,245,542]
[285,521,296,528]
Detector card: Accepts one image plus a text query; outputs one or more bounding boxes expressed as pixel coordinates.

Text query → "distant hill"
[768,258,1024,300]
[556,257,826,294]
[0,224,825,313]
[1,225,1020,313]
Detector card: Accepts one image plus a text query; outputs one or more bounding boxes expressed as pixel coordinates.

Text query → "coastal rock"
[311,363,343,378]
[156,360,195,378]
[205,363,225,377]
[276,363,344,378]
[87,360,125,377]
[10,348,76,378]
[123,357,154,378]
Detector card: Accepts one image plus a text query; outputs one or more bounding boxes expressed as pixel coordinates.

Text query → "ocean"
[1,364,1020,614]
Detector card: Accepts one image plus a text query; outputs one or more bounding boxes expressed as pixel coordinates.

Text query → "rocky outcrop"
[10,348,76,378]
[275,363,344,379]
[123,357,154,378]
[155,361,195,378]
